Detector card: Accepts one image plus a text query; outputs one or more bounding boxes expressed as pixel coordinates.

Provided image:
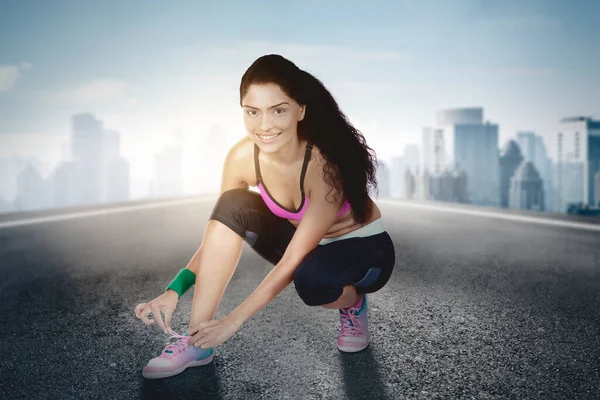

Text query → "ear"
[298,105,306,121]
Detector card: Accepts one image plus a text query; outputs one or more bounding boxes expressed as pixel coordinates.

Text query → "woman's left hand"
[187,315,243,349]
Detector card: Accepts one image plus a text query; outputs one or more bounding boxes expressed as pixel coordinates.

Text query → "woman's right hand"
[135,290,179,333]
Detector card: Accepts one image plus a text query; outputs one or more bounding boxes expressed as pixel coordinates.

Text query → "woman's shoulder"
[223,137,257,184]
[226,136,254,162]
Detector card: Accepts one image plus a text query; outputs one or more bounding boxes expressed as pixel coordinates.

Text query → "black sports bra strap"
[254,143,262,182]
[299,142,312,193]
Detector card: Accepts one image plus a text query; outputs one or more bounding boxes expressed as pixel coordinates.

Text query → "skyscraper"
[595,171,600,206]
[440,108,499,206]
[509,161,544,211]
[376,160,390,198]
[499,140,524,208]
[516,132,554,211]
[390,156,405,197]
[556,117,600,208]
[404,169,415,200]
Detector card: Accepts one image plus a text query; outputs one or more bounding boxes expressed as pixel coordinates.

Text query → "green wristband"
[165,268,196,299]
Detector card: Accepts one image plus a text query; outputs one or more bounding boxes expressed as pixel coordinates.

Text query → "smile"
[256,132,281,141]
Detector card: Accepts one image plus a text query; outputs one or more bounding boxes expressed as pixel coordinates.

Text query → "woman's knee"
[212,188,258,215]
[209,189,260,234]
[293,261,343,306]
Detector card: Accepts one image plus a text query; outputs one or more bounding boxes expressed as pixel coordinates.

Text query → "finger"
[165,310,173,331]
[135,303,147,319]
[188,325,202,336]
[197,336,212,349]
[136,305,153,325]
[151,304,168,333]
[189,330,203,345]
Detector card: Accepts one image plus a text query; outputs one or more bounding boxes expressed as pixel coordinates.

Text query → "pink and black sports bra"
[254,142,351,221]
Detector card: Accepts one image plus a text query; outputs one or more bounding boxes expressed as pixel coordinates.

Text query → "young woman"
[135,54,396,379]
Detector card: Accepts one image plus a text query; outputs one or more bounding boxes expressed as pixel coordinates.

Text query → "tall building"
[430,167,468,204]
[422,127,446,175]
[437,108,483,126]
[443,108,499,206]
[499,140,524,208]
[68,114,130,205]
[509,161,544,211]
[0,155,27,205]
[595,171,600,206]
[452,168,468,203]
[71,113,105,204]
[404,169,416,200]
[434,108,499,206]
[516,132,554,211]
[403,144,420,174]
[556,117,600,208]
[53,161,81,207]
[555,161,585,212]
[14,163,53,211]
[376,160,390,198]
[390,156,405,197]
[418,168,430,201]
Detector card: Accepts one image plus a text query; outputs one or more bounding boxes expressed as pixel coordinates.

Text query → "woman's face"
[241,83,305,153]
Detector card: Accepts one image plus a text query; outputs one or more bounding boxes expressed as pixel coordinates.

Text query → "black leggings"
[209,188,396,306]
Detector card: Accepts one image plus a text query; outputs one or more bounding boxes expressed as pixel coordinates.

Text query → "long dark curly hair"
[239,54,378,224]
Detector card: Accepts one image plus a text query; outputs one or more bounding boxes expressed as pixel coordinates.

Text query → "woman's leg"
[187,188,296,329]
[320,285,360,310]
[292,232,395,307]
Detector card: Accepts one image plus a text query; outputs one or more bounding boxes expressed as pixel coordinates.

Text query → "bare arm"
[185,138,253,274]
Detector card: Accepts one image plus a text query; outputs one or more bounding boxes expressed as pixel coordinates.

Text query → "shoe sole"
[337,342,369,353]
[142,354,215,379]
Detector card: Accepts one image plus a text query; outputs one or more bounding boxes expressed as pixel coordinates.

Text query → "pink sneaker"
[142,328,214,379]
[337,293,369,352]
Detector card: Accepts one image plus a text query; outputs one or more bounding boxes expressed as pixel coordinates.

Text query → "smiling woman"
[135,54,396,380]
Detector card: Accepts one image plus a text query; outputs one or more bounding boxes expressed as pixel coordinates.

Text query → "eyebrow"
[242,102,289,109]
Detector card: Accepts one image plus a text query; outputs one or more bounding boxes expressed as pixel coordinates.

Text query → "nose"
[260,113,274,132]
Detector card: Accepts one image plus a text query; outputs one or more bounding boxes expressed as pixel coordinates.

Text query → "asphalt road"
[1,197,599,400]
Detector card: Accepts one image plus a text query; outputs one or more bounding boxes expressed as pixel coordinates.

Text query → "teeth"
[259,133,278,140]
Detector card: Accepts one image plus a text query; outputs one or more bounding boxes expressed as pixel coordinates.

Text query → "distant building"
[403,144,420,175]
[429,167,468,203]
[422,127,446,175]
[595,170,600,206]
[516,132,555,211]
[53,161,82,207]
[437,107,500,206]
[68,113,130,205]
[14,163,53,211]
[390,156,405,197]
[556,116,600,208]
[419,168,430,201]
[555,161,585,213]
[453,169,468,203]
[376,161,390,198]
[509,161,544,211]
[499,140,524,208]
[404,168,416,200]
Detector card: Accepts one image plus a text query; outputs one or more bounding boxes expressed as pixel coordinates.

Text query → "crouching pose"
[135,54,396,379]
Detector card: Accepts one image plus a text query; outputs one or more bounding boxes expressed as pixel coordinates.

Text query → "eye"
[246,109,258,116]
[273,108,286,115]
